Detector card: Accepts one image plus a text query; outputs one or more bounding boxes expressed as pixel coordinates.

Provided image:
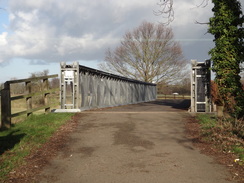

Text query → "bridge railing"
[1,74,58,129]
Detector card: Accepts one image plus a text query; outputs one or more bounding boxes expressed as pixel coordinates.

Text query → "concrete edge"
[52,109,82,113]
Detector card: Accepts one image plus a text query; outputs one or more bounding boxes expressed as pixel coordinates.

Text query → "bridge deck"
[85,99,191,113]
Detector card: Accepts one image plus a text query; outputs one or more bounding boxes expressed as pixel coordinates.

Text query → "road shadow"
[88,99,191,112]
[0,130,26,155]
[145,99,191,110]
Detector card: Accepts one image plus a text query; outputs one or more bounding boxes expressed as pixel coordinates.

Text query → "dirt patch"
[4,113,83,183]
[112,122,155,151]
[79,123,97,132]
[77,147,96,157]
[185,116,244,183]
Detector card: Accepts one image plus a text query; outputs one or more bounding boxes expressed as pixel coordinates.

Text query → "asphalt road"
[39,100,232,183]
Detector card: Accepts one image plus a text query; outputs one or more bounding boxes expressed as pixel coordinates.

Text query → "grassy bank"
[0,113,74,181]
[197,114,244,165]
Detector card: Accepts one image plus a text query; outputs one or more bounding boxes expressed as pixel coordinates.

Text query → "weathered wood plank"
[5,74,58,84]
[1,83,11,128]
[26,81,32,117]
[10,88,59,101]
[43,78,50,113]
[10,103,59,118]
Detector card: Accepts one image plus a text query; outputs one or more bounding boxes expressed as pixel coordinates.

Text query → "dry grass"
[197,114,244,163]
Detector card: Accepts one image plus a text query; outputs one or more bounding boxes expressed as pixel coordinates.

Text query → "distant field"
[157,94,190,99]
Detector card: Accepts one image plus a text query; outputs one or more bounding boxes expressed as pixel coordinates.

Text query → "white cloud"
[2,0,236,65]
[0,32,8,46]
[0,0,163,64]
[172,0,213,38]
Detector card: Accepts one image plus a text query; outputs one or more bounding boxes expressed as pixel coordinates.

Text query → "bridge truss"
[60,62,156,111]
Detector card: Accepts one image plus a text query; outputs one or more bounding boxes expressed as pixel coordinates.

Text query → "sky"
[0,0,243,83]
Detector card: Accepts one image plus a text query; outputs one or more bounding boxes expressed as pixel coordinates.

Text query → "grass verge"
[0,113,74,181]
[197,114,244,164]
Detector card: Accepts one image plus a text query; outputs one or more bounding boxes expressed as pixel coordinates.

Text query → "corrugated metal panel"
[60,62,157,110]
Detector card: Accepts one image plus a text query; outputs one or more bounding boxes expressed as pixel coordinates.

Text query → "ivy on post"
[1,82,11,128]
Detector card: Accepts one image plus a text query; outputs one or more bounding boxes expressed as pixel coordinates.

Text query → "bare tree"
[29,69,49,78]
[28,69,50,93]
[50,77,60,89]
[100,21,188,84]
[9,77,25,95]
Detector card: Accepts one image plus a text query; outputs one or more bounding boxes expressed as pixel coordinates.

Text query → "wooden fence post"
[43,78,50,113]
[1,82,11,128]
[26,81,32,116]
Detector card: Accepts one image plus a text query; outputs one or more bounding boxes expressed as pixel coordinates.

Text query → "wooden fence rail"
[1,74,58,129]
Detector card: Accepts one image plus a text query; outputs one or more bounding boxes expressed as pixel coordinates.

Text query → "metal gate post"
[60,62,79,109]
[191,60,211,112]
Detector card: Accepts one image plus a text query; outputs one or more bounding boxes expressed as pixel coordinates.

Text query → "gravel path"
[38,100,233,183]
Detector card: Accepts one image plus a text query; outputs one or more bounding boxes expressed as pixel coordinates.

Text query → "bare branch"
[195,20,209,25]
[192,0,210,25]
[155,0,210,24]
[196,0,209,8]
[154,0,174,25]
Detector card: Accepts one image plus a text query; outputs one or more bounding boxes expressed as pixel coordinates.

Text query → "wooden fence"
[1,74,58,129]
[157,94,190,100]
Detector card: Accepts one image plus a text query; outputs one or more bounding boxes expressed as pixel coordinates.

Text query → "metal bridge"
[59,62,157,111]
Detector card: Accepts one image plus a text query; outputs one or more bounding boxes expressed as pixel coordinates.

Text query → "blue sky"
[0,0,243,83]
